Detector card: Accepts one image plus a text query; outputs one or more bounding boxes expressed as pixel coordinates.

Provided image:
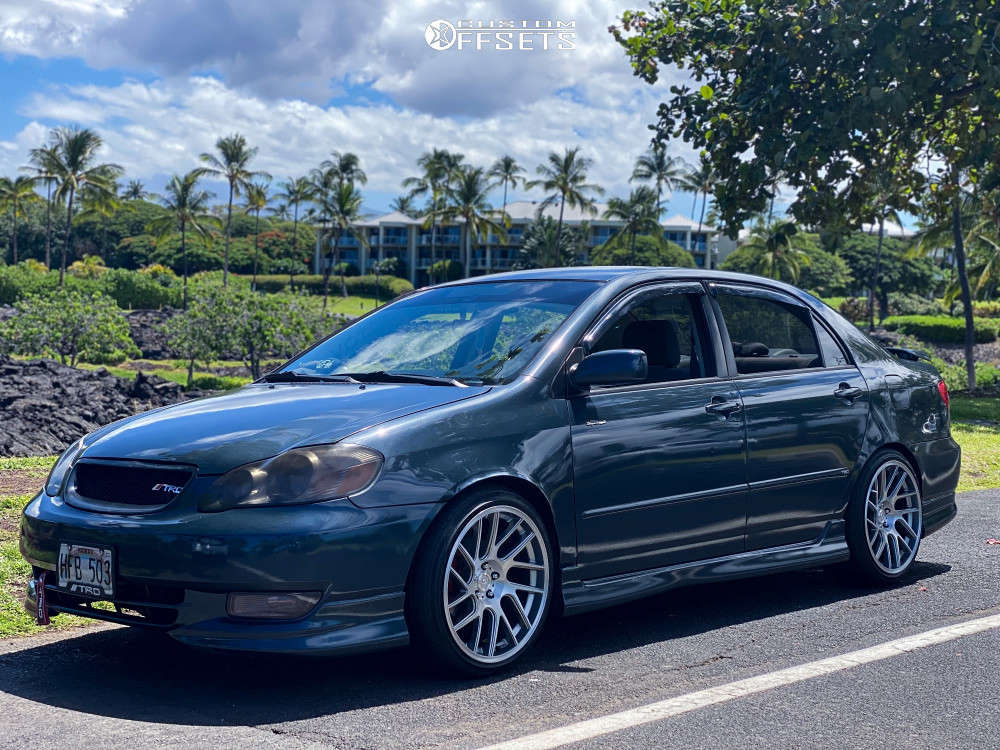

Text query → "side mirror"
[568,349,648,388]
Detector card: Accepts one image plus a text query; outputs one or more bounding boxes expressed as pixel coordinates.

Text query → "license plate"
[57,543,114,598]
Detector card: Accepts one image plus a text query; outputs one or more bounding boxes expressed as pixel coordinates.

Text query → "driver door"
[569,283,749,580]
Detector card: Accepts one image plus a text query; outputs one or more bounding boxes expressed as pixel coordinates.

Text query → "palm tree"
[319,151,367,188]
[25,143,60,269]
[45,127,122,285]
[404,149,465,284]
[319,182,366,306]
[0,176,42,264]
[677,156,715,235]
[147,170,220,308]
[488,155,525,222]
[198,133,269,285]
[274,176,314,276]
[122,180,149,200]
[73,186,120,261]
[526,147,604,253]
[741,220,811,283]
[602,187,662,265]
[863,172,906,330]
[390,194,418,217]
[243,180,270,290]
[630,145,685,217]
[431,166,508,277]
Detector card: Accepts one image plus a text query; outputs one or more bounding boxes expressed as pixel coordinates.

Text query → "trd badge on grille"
[151,483,183,494]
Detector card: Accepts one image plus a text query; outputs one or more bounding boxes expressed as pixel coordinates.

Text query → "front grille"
[72,461,195,507]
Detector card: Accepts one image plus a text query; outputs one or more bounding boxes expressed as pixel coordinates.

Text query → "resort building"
[313,200,732,286]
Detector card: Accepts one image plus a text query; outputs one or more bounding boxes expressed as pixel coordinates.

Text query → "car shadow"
[0,561,950,726]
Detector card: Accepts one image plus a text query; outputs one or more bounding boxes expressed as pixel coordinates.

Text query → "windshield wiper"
[332,371,467,387]
[260,371,360,384]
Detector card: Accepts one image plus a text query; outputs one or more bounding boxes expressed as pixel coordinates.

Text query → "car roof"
[436,266,809,296]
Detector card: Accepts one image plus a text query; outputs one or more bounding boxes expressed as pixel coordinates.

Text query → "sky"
[0,0,716,219]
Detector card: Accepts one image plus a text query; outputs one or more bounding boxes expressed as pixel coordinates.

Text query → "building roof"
[354,210,424,227]
[498,201,717,232]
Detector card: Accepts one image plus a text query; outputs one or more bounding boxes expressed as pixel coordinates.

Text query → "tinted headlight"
[200,444,383,512]
[44,438,84,497]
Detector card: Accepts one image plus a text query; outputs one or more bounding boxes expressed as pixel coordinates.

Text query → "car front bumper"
[20,491,438,655]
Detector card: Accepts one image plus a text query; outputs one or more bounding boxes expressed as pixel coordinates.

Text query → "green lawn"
[324,294,380,317]
[0,458,89,637]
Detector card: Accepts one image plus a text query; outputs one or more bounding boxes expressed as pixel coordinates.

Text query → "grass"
[323,294,379,317]
[75,361,251,390]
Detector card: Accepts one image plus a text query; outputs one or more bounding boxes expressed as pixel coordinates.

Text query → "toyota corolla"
[21,268,960,674]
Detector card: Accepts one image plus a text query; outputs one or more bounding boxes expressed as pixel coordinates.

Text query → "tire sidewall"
[847,449,922,583]
[408,488,554,676]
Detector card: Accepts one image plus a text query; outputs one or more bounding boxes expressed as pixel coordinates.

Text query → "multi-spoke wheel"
[407,489,553,675]
[847,450,923,583]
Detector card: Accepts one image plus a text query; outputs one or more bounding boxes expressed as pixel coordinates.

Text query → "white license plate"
[57,543,114,597]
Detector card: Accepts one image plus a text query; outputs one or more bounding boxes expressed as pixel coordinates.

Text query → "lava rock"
[0,355,202,457]
[125,309,180,359]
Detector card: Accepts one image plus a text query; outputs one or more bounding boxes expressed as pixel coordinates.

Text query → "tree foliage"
[591,233,695,268]
[1,289,138,366]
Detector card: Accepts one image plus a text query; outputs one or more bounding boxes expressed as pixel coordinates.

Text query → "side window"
[814,319,851,367]
[591,292,713,383]
[716,291,821,374]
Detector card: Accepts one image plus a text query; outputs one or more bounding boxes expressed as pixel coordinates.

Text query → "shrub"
[930,357,1000,392]
[190,374,248,391]
[887,293,945,317]
[100,267,182,309]
[0,262,55,304]
[429,259,464,282]
[0,289,139,366]
[881,315,1000,344]
[972,301,1000,318]
[250,273,413,298]
[838,297,867,323]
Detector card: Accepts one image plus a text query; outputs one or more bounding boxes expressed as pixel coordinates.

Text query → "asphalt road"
[1,489,998,749]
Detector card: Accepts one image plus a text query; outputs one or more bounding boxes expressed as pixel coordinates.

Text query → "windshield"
[283,280,601,385]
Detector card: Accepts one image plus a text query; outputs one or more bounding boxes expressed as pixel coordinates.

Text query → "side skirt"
[561,521,849,615]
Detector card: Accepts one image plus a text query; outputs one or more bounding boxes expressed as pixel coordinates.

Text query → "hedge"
[249,273,413,298]
[881,315,1000,344]
[972,301,1000,318]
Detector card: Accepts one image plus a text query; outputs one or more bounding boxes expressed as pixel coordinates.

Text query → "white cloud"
[6,74,698,207]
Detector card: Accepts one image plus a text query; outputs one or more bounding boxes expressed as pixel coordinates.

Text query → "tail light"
[937,380,950,409]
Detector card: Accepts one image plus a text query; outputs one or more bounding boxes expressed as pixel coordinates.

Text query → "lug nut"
[486,590,494,599]
[491,572,500,580]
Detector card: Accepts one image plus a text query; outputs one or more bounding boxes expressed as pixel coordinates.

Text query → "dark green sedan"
[21,268,960,675]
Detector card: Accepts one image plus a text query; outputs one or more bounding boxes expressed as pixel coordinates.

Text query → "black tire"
[406,487,554,677]
[846,449,923,585]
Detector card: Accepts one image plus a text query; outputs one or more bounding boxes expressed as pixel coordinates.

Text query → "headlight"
[45,438,85,497]
[200,444,383,512]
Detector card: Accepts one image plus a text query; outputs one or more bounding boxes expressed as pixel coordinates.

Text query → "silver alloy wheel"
[443,504,550,664]
[864,459,922,574]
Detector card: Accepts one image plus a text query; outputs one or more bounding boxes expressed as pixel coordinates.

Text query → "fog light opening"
[226,592,321,620]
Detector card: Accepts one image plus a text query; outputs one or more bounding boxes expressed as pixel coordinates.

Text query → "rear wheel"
[407,488,553,676]
[846,450,923,584]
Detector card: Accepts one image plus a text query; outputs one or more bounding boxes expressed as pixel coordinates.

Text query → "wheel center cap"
[478,572,491,588]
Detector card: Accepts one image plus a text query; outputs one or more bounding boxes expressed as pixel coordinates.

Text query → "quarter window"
[814,320,851,367]
[716,291,821,374]
[591,292,712,383]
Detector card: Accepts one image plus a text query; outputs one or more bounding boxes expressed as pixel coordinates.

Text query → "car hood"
[81,382,490,474]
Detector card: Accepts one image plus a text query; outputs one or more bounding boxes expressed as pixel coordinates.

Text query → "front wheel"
[407,489,553,676]
[846,450,923,584]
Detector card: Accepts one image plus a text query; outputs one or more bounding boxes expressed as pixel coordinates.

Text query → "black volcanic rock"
[0,355,202,457]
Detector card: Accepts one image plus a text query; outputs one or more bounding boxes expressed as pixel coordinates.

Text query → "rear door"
[710,284,869,550]
[570,283,749,580]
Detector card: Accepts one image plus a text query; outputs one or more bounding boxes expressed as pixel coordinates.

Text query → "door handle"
[705,397,742,417]
[834,384,863,401]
